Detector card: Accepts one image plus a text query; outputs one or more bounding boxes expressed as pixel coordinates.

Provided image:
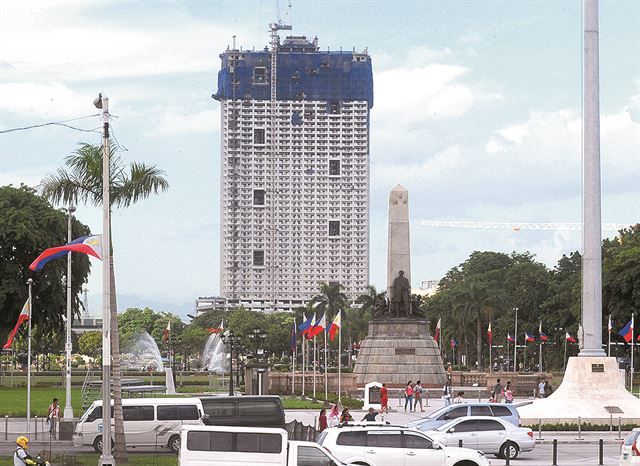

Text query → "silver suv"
[406,403,520,432]
[317,422,490,466]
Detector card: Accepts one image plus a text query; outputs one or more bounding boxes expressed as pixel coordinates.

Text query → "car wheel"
[93,436,103,453]
[453,462,480,466]
[499,441,519,459]
[168,434,181,454]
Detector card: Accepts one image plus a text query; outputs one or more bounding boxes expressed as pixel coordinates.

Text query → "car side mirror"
[448,428,455,433]
[200,414,211,424]
[431,443,441,450]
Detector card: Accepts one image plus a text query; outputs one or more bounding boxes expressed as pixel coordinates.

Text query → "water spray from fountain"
[202,333,229,374]
[122,331,164,371]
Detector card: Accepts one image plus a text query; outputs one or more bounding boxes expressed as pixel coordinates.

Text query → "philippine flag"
[608,315,613,334]
[329,310,341,342]
[298,313,313,335]
[507,333,515,342]
[163,321,171,343]
[539,322,548,342]
[30,235,102,271]
[525,332,536,343]
[619,318,633,343]
[3,300,30,350]
[487,322,493,345]
[304,314,316,340]
[450,338,458,348]
[308,313,326,339]
[434,318,441,344]
[566,332,577,343]
[207,320,224,333]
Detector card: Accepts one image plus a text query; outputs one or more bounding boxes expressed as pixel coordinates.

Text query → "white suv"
[317,422,491,466]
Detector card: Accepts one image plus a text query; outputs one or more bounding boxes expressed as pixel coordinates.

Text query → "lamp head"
[93,93,103,109]
[68,205,76,214]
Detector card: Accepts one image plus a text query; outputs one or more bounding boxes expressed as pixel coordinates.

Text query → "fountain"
[201,333,229,374]
[122,332,164,371]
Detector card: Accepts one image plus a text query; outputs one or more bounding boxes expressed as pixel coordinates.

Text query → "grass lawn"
[0,453,177,466]
[0,387,85,417]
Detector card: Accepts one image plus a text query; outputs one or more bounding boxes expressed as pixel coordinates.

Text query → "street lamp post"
[95,93,114,466]
[222,331,239,396]
[63,205,76,420]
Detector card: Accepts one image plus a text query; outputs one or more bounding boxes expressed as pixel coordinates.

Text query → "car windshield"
[409,406,450,423]
[625,431,640,446]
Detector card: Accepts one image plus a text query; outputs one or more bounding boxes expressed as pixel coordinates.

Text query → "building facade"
[214,33,373,311]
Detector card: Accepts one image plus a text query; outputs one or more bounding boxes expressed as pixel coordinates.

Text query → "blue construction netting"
[216,48,374,108]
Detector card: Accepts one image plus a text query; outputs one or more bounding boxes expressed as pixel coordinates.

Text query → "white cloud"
[0,83,100,120]
[147,109,220,137]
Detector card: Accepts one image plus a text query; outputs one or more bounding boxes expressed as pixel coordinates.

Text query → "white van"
[179,425,346,466]
[73,397,204,453]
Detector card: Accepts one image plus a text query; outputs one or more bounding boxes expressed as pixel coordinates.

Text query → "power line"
[0,114,101,135]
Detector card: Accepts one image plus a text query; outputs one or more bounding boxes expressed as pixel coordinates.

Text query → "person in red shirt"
[318,408,328,431]
[380,383,389,414]
[404,381,414,412]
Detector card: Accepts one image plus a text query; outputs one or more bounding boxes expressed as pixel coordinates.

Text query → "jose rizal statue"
[390,270,411,316]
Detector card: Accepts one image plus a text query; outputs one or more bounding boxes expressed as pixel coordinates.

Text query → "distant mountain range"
[86,293,195,321]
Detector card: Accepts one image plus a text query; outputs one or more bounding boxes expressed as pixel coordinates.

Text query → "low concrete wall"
[449,371,553,397]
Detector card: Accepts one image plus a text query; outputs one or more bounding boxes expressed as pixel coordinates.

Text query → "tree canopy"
[0,185,92,344]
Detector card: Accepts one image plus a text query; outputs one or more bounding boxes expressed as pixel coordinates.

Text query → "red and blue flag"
[30,235,102,271]
[450,338,458,348]
[619,318,634,343]
[298,313,312,334]
[507,333,515,342]
[525,332,536,342]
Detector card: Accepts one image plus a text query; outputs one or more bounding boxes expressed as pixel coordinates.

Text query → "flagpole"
[539,322,543,373]
[513,307,518,372]
[608,314,611,357]
[338,324,342,404]
[313,336,317,400]
[324,327,328,402]
[27,278,33,437]
[489,338,492,373]
[631,315,635,394]
[291,321,295,397]
[563,336,567,371]
[301,336,306,399]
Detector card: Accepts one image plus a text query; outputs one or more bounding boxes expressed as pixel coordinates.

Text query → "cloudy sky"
[1,1,638,317]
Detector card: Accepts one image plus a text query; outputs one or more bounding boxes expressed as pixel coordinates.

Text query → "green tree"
[41,143,168,462]
[0,185,91,341]
[79,331,102,358]
[311,282,349,321]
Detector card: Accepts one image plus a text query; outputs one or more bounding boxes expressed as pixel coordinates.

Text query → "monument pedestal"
[518,356,640,424]
[354,318,447,387]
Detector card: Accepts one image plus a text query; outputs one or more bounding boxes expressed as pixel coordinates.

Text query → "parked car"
[199,395,285,428]
[406,403,520,431]
[317,422,491,466]
[179,425,347,466]
[620,428,640,464]
[425,416,534,460]
[73,397,204,453]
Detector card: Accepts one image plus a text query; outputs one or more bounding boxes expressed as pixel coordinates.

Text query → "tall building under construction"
[214,28,373,312]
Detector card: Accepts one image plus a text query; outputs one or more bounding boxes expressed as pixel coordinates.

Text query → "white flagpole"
[564,335,567,371]
[291,321,295,396]
[324,327,328,402]
[27,278,33,437]
[608,315,611,357]
[338,323,342,404]
[513,307,518,372]
[301,337,306,398]
[489,333,492,372]
[631,315,635,394]
[313,336,317,400]
[539,321,543,373]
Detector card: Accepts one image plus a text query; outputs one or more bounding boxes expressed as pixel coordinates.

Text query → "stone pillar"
[387,185,411,297]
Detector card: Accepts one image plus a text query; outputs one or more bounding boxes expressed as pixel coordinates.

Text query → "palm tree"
[355,284,385,314]
[41,143,168,462]
[311,282,349,320]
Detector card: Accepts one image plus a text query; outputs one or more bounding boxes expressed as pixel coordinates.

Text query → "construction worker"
[14,436,37,466]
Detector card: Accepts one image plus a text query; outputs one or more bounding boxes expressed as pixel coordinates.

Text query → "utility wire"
[0,114,101,135]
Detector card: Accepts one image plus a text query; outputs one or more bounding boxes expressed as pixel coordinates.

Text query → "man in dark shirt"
[361,407,378,422]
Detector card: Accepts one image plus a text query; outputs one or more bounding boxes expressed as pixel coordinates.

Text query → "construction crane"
[419,220,631,232]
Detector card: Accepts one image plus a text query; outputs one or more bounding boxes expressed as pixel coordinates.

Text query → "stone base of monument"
[354,318,447,387]
[518,356,640,425]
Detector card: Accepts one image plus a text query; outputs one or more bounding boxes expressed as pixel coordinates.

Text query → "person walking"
[47,398,60,439]
[505,382,514,403]
[538,378,546,398]
[318,408,328,432]
[380,383,389,414]
[404,381,414,412]
[328,404,340,427]
[492,379,503,403]
[544,379,553,397]
[442,380,453,406]
[414,380,424,412]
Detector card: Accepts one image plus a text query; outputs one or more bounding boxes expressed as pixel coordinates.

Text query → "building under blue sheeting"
[216,36,373,107]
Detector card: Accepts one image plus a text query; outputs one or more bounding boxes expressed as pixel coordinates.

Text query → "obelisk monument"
[387,185,411,297]
[354,185,446,387]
